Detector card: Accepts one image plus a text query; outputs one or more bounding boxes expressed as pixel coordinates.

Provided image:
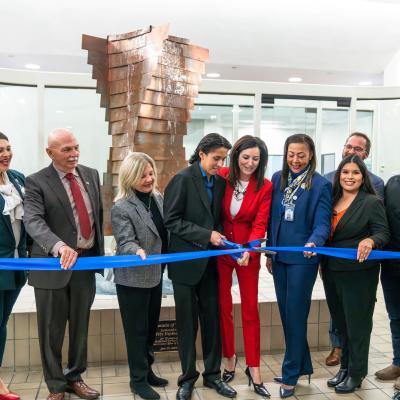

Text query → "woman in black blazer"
[321,155,390,394]
[164,133,237,400]
[0,132,27,400]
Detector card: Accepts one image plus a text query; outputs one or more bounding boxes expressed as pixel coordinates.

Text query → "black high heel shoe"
[222,356,238,383]
[245,367,271,398]
[279,386,295,398]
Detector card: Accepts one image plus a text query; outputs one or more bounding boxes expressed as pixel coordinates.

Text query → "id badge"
[284,204,295,222]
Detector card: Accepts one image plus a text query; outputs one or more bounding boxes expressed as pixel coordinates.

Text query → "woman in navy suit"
[267,134,332,398]
[0,132,27,400]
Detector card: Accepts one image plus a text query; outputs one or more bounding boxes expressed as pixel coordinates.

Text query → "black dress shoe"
[176,383,194,400]
[335,376,363,393]
[131,383,160,400]
[279,386,295,398]
[327,369,348,387]
[222,356,238,383]
[148,369,169,387]
[203,378,237,398]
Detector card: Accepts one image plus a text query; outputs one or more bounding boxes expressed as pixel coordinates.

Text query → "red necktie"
[65,173,91,240]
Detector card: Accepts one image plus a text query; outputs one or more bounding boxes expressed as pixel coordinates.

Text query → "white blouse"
[230,180,249,218]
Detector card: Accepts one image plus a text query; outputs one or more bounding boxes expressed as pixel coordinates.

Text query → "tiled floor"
[3,286,398,399]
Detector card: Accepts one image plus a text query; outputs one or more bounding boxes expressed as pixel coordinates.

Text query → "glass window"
[356,110,373,137]
[238,105,255,138]
[186,104,233,161]
[320,109,349,175]
[44,87,110,179]
[356,110,374,171]
[0,84,38,175]
[261,106,317,178]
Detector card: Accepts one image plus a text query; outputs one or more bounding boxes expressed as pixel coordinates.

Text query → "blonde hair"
[114,152,158,201]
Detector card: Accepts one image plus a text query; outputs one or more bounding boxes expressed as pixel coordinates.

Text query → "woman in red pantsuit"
[218,135,272,397]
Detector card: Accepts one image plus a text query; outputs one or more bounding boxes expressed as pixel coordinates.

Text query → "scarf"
[282,165,310,207]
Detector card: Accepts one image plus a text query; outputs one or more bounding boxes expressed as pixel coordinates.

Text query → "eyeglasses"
[343,144,366,153]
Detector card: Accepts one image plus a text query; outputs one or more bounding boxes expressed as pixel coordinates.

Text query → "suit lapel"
[46,164,76,229]
[234,176,256,220]
[1,171,25,238]
[223,179,234,219]
[192,164,213,217]
[0,193,14,237]
[334,191,365,236]
[8,171,24,199]
[153,192,164,219]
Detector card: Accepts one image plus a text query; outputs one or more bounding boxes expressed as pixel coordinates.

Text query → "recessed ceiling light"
[206,73,221,78]
[358,81,373,86]
[288,77,302,83]
[210,115,217,120]
[25,63,41,70]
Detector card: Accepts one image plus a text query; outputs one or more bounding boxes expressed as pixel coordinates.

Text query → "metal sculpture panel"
[82,24,209,234]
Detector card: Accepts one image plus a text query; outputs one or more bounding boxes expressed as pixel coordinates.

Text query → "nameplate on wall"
[154,320,178,352]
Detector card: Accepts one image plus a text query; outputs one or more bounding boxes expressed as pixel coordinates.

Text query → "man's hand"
[210,231,226,246]
[59,245,78,270]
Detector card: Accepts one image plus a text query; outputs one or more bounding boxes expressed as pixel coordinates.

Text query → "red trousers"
[217,255,261,367]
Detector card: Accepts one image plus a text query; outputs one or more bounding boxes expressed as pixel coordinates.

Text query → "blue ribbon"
[1,244,400,270]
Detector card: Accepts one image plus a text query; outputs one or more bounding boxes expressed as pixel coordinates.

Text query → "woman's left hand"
[237,251,250,267]
[357,238,374,262]
[304,242,317,258]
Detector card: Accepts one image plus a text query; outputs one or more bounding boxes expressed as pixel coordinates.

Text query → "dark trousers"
[381,262,400,367]
[172,262,221,386]
[34,271,96,393]
[322,266,379,378]
[272,261,318,386]
[0,288,22,364]
[116,280,162,387]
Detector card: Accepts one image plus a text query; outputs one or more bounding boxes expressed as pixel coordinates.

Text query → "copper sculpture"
[82,24,209,234]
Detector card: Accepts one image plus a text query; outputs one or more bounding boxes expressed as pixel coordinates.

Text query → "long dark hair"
[332,155,376,206]
[0,132,9,141]
[189,133,232,164]
[228,135,268,191]
[280,134,316,190]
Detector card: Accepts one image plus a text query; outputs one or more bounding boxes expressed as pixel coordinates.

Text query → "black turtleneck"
[135,190,168,254]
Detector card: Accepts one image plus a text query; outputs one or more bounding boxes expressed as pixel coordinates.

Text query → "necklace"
[233,181,248,201]
[145,195,152,212]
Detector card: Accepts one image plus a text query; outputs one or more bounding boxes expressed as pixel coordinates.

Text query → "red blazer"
[219,167,273,246]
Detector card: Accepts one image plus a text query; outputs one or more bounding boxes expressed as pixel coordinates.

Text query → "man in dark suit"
[164,133,236,400]
[375,175,400,389]
[324,131,384,367]
[24,128,104,400]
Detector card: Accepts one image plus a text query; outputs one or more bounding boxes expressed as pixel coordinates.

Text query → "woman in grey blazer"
[111,152,168,400]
